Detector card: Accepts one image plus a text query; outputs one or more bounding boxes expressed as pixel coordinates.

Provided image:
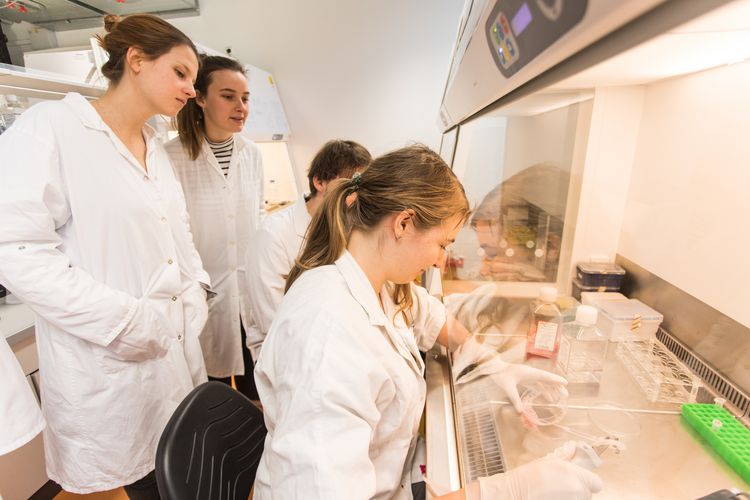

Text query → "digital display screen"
[511,2,532,36]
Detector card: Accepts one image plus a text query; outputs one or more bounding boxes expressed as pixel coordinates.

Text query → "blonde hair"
[286,144,470,313]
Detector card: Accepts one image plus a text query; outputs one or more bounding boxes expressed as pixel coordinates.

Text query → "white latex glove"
[444,283,497,337]
[475,457,603,500]
[453,336,568,412]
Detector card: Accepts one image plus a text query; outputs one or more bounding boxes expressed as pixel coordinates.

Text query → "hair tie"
[349,171,362,191]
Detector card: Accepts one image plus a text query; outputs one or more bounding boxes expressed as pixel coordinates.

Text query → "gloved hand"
[453,336,567,412]
[474,456,603,499]
[444,283,497,337]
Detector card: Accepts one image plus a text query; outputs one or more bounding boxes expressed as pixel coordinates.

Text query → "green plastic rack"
[681,403,750,485]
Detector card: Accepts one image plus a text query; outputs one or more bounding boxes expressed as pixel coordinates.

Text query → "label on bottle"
[533,321,558,352]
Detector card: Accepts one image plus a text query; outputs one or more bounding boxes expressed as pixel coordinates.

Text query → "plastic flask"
[526,286,563,358]
[558,305,608,394]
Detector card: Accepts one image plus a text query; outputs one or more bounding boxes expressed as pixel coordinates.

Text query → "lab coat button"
[161,217,167,223]
[143,175,149,181]
[171,296,177,301]
[177,334,183,341]
[167,259,173,265]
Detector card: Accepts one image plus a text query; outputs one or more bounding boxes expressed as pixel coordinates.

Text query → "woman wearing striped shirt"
[166,55,264,399]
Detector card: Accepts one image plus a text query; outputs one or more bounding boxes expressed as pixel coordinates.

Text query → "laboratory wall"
[53,0,464,194]
[617,60,750,328]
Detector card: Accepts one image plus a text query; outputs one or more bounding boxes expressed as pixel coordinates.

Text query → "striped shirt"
[207,136,234,176]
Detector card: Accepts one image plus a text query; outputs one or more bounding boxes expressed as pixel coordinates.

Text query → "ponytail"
[285,145,470,315]
[285,178,352,293]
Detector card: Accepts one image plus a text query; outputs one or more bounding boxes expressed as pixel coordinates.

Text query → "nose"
[185,84,196,99]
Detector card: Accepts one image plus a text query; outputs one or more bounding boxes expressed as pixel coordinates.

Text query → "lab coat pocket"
[106,298,175,362]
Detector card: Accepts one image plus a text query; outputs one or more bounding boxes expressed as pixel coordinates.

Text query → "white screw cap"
[539,286,558,303]
[575,305,598,325]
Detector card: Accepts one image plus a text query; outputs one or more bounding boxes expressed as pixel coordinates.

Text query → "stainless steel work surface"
[451,339,749,498]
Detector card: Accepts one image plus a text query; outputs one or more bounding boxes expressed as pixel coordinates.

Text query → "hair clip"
[350,171,362,191]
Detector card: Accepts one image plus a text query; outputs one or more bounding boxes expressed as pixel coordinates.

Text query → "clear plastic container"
[558,305,608,395]
[596,299,663,341]
[580,291,627,306]
[526,286,563,358]
[616,340,701,403]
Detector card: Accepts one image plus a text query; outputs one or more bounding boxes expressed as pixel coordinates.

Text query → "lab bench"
[425,338,748,499]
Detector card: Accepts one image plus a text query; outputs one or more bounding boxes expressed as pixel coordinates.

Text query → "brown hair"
[175,55,247,160]
[307,140,372,197]
[96,14,198,85]
[286,145,470,313]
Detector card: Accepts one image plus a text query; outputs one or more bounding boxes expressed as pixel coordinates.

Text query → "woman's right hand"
[476,457,603,499]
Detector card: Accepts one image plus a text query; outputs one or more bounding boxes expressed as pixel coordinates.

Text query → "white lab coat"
[245,195,310,360]
[0,93,210,493]
[0,332,45,456]
[165,135,264,377]
[254,251,446,499]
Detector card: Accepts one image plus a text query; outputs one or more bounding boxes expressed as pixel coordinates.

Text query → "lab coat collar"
[292,195,312,238]
[62,92,158,140]
[335,252,424,376]
[334,251,388,328]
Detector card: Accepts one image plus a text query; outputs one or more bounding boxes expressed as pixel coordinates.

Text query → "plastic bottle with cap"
[558,305,609,395]
[526,286,563,359]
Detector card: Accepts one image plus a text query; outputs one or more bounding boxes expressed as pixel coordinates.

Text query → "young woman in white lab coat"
[244,139,371,359]
[253,145,603,500]
[166,55,264,399]
[0,14,209,497]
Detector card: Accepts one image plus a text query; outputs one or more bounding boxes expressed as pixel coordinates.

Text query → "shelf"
[0,63,105,100]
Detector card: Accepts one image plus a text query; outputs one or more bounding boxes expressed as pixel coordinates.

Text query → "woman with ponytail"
[0,13,209,497]
[253,145,600,500]
[166,55,264,400]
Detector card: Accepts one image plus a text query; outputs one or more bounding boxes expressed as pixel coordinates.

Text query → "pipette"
[488,400,681,415]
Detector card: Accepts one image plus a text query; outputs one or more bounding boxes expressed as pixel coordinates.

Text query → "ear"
[125,46,145,75]
[312,175,328,195]
[392,209,416,240]
[195,90,207,109]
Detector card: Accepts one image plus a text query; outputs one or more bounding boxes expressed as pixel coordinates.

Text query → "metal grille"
[457,384,506,481]
[657,327,750,418]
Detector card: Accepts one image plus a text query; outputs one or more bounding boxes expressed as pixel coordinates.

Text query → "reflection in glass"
[446,100,586,285]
